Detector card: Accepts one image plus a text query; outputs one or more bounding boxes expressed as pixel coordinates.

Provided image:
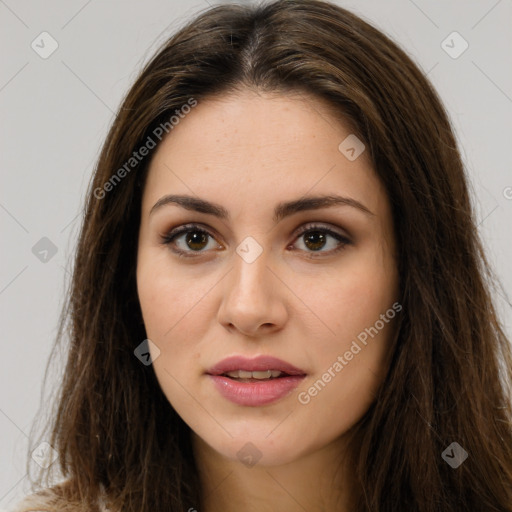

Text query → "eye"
[290,223,351,258]
[160,223,220,258]
[160,222,351,258]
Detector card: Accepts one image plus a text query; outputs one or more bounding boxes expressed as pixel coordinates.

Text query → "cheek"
[137,250,210,342]
[293,284,397,443]
[136,253,207,410]
[295,252,397,344]
[137,261,175,339]
[294,251,397,399]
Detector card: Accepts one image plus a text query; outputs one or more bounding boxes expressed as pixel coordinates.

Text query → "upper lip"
[207,355,306,376]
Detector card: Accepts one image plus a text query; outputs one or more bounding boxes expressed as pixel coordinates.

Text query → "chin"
[193,423,323,468]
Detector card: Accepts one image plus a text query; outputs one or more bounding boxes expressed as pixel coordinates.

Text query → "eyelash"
[160,222,351,259]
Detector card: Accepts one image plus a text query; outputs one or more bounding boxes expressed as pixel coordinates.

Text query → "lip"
[206,355,307,407]
[207,355,306,376]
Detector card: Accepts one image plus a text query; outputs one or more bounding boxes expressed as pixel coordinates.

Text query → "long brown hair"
[23,1,512,510]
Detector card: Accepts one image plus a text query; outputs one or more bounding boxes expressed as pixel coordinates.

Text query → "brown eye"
[292,224,351,257]
[161,224,220,257]
[184,230,210,251]
[303,231,328,251]
[161,222,350,259]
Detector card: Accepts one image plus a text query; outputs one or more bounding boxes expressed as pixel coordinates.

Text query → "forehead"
[142,90,386,217]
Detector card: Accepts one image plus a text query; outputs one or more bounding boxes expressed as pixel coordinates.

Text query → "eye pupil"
[304,231,326,251]
[186,231,208,250]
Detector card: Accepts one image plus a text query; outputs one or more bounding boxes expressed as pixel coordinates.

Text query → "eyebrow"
[149,193,374,222]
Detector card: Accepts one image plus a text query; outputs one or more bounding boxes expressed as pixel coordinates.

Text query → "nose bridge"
[230,237,272,301]
[218,236,287,334]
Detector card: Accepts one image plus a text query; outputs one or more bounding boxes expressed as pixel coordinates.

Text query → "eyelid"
[294,222,350,241]
[162,222,216,240]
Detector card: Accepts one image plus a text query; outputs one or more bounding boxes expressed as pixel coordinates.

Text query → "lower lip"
[208,375,305,406]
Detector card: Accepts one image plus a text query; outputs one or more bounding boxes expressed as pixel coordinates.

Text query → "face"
[136,89,399,467]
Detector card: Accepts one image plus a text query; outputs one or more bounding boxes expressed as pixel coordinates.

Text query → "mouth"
[206,355,307,406]
[219,369,294,382]
[206,354,307,379]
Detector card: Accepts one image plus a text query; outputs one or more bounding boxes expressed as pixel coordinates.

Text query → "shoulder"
[9,482,111,512]
[9,487,59,512]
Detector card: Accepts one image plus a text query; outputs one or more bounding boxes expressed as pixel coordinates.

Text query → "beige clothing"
[9,484,111,512]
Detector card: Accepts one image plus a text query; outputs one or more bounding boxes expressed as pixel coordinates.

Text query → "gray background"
[1,0,511,508]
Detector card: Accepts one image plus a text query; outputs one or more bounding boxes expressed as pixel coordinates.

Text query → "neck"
[191,432,355,512]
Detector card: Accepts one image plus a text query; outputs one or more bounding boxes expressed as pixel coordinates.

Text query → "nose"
[217,247,288,337]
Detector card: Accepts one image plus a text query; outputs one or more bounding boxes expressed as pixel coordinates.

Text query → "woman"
[14,0,512,511]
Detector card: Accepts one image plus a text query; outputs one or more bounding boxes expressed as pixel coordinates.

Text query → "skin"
[136,88,399,512]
